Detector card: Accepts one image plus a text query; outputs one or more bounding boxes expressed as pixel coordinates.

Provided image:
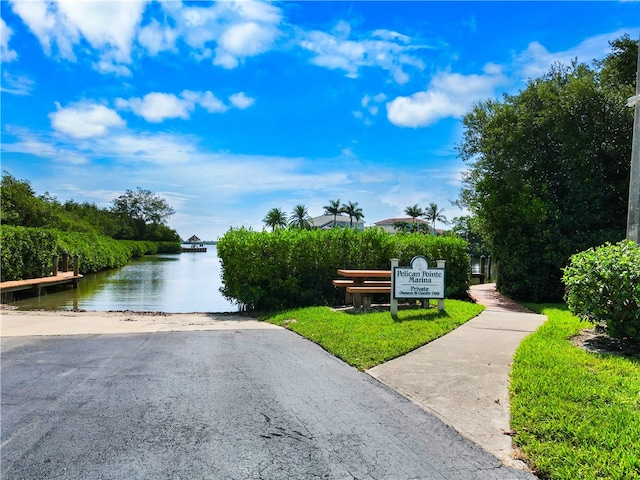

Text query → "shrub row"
[563,240,640,340]
[0,226,58,280]
[0,225,172,281]
[217,228,471,311]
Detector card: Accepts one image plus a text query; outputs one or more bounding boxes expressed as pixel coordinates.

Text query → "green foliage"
[155,241,182,253]
[392,221,431,234]
[262,207,288,231]
[563,240,640,340]
[217,227,470,311]
[111,187,175,225]
[0,225,158,281]
[0,171,180,243]
[0,171,54,227]
[458,37,636,301]
[263,300,484,370]
[288,204,313,229]
[511,305,640,479]
[342,200,365,227]
[0,226,57,280]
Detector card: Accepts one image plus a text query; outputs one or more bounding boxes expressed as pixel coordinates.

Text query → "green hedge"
[0,226,57,280]
[0,225,162,281]
[217,228,471,311]
[563,240,640,340]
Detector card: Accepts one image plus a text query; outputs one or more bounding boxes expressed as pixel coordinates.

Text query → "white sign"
[393,256,445,299]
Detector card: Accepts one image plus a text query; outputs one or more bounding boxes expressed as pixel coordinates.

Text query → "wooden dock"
[0,271,83,295]
[1,253,82,297]
[182,247,207,252]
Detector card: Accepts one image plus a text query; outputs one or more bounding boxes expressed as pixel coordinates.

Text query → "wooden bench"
[345,286,391,310]
[345,286,391,294]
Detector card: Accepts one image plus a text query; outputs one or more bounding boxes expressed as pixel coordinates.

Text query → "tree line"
[457,35,637,302]
[0,170,180,243]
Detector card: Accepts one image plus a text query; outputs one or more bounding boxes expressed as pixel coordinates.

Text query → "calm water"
[8,246,239,313]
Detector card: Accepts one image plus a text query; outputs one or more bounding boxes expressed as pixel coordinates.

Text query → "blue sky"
[2,1,638,241]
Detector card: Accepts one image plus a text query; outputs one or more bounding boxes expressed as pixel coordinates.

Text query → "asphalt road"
[1,329,535,480]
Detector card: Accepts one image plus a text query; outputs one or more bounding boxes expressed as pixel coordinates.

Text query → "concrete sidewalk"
[367,283,546,469]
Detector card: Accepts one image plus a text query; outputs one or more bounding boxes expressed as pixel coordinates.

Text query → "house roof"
[311,214,364,229]
[187,235,201,242]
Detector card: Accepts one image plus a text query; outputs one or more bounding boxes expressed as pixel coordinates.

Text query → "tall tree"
[263,208,288,231]
[457,37,636,301]
[111,187,176,240]
[423,203,447,233]
[323,199,344,227]
[0,171,53,227]
[112,187,175,225]
[404,204,424,224]
[343,201,364,228]
[289,204,312,229]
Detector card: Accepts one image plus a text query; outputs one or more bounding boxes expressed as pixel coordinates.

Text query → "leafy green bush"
[217,227,470,311]
[156,241,181,253]
[562,240,640,340]
[0,225,159,280]
[0,226,57,281]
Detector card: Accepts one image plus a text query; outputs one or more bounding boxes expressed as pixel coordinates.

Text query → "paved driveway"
[1,329,535,479]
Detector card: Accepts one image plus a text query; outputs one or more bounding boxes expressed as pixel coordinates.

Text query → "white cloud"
[1,71,34,96]
[50,102,125,138]
[373,93,387,103]
[2,127,88,164]
[229,92,255,109]
[1,18,18,62]
[105,133,198,164]
[10,0,146,74]
[10,0,75,58]
[355,93,387,125]
[514,29,631,80]
[137,19,178,56]
[118,92,193,123]
[156,0,282,69]
[299,21,427,83]
[387,65,507,127]
[117,90,256,121]
[183,90,228,113]
[55,0,145,62]
[215,21,278,68]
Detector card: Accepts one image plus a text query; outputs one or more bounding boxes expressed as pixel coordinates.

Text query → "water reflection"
[9,246,238,313]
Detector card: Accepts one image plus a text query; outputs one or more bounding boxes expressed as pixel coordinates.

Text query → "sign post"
[390,258,399,319]
[391,256,446,320]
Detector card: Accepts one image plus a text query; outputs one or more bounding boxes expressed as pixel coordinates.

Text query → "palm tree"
[423,202,447,234]
[343,201,364,228]
[263,207,288,231]
[404,204,424,224]
[289,204,312,229]
[323,199,344,227]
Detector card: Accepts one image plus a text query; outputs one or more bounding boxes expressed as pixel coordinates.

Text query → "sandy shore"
[0,309,280,337]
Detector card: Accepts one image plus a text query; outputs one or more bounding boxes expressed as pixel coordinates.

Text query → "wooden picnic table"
[335,269,392,310]
[336,269,391,282]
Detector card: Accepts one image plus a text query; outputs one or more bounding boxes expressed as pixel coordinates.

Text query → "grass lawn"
[262,300,484,371]
[510,304,640,480]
